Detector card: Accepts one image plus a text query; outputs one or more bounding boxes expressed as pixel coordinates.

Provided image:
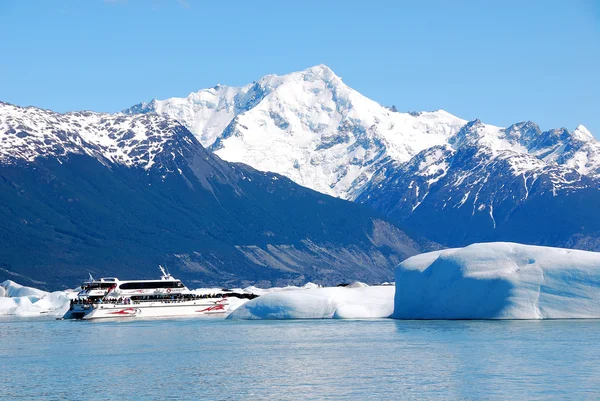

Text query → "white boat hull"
[63,299,229,320]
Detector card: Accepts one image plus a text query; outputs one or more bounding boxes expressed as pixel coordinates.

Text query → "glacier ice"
[0,280,74,317]
[227,285,394,320]
[393,242,600,319]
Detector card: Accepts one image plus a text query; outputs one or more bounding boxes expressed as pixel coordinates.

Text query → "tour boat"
[62,266,232,320]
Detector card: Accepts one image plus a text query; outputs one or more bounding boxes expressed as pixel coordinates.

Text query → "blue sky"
[0,0,598,136]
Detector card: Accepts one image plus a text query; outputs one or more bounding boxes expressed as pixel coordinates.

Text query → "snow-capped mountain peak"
[572,124,594,142]
[447,119,530,156]
[124,98,159,115]
[3,66,599,263]
[0,102,195,172]
[124,64,597,200]
[503,121,542,146]
[125,64,467,199]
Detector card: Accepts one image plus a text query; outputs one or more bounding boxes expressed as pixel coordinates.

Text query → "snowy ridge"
[127,84,256,146]
[446,119,600,179]
[0,102,192,171]
[425,120,591,199]
[357,116,598,248]
[125,65,598,201]
[126,65,467,199]
[3,65,598,252]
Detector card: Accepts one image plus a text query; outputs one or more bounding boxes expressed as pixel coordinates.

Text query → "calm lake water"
[0,318,598,400]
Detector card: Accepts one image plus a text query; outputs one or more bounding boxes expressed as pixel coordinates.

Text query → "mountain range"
[1,64,598,288]
[0,102,433,289]
[125,65,600,251]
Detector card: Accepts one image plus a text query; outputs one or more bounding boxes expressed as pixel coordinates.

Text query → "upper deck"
[78,266,189,299]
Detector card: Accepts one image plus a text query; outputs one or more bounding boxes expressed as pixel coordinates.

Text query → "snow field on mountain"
[394,242,600,319]
[153,84,248,146]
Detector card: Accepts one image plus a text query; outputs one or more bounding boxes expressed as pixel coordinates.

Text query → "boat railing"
[71,296,226,306]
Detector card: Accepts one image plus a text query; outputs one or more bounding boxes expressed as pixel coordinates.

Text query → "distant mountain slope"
[0,102,432,290]
[356,120,600,250]
[126,65,600,251]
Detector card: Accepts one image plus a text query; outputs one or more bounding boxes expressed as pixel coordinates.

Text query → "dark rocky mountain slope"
[0,102,433,290]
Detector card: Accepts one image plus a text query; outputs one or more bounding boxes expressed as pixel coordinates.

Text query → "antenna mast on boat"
[159,265,172,280]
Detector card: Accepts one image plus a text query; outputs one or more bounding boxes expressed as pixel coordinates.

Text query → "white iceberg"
[238,282,321,296]
[0,280,74,317]
[228,285,394,319]
[393,242,600,320]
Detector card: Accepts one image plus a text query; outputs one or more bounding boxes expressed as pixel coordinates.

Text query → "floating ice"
[0,280,73,317]
[393,242,600,319]
[228,285,394,320]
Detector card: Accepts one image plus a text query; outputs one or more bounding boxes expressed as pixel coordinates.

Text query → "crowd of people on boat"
[70,290,258,306]
[70,293,234,306]
[70,297,134,305]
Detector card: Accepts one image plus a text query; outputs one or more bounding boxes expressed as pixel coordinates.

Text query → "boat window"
[85,283,114,290]
[119,281,182,290]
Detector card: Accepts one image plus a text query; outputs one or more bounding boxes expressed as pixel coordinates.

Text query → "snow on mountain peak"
[447,119,526,156]
[123,65,598,200]
[308,63,334,73]
[302,63,338,80]
[0,102,193,171]
[211,67,471,199]
[572,124,594,142]
[125,65,467,199]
